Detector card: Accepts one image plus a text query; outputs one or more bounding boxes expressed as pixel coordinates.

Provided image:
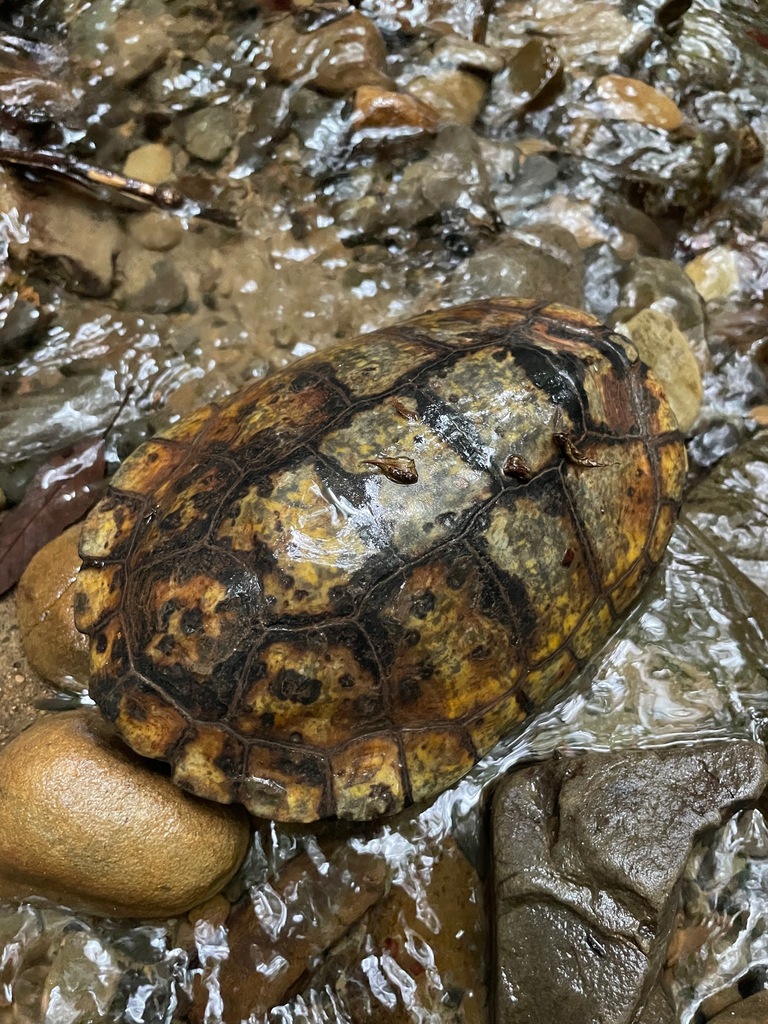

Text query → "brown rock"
[0,709,250,918]
[264,11,393,96]
[320,837,487,1023]
[108,10,172,87]
[201,844,387,1022]
[127,210,185,252]
[353,86,440,133]
[485,38,563,129]
[406,70,487,126]
[16,524,89,689]
[595,75,684,131]
[747,404,768,427]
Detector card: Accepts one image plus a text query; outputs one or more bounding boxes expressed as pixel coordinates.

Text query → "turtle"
[74,297,687,823]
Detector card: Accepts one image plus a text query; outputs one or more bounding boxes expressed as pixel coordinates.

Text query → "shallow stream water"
[1,0,768,1021]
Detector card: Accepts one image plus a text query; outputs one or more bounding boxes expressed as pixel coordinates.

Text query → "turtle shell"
[75,298,686,822]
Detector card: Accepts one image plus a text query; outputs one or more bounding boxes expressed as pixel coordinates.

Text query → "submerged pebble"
[0,710,250,918]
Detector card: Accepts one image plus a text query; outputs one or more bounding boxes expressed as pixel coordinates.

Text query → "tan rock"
[123,143,174,185]
[595,75,684,131]
[264,11,393,96]
[748,404,768,427]
[16,524,89,689]
[0,590,57,748]
[623,309,703,434]
[8,188,123,297]
[685,246,741,302]
[406,70,487,126]
[0,709,250,918]
[353,86,440,133]
[127,209,185,252]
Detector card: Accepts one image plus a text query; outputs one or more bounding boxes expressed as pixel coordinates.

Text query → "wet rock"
[622,308,703,433]
[16,524,89,690]
[492,742,768,1024]
[116,251,189,314]
[200,844,388,1022]
[352,85,440,134]
[684,431,768,596]
[686,246,741,303]
[234,85,293,174]
[616,256,709,371]
[406,70,487,127]
[563,114,746,219]
[8,191,123,298]
[431,35,504,74]
[105,9,173,87]
[709,992,768,1022]
[527,195,613,250]
[263,10,393,96]
[304,836,487,1022]
[122,143,174,184]
[483,38,563,130]
[181,105,239,163]
[361,0,490,41]
[0,274,50,362]
[336,125,498,245]
[594,75,684,131]
[0,709,250,918]
[127,210,185,252]
[449,226,583,308]
[486,1,651,76]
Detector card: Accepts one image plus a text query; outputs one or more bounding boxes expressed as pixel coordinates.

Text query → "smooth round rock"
[622,308,703,433]
[16,524,90,688]
[123,143,174,185]
[0,710,250,918]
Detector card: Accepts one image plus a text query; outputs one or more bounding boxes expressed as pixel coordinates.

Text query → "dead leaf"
[0,438,105,596]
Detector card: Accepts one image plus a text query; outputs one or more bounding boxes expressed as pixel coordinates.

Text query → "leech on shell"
[362,456,419,484]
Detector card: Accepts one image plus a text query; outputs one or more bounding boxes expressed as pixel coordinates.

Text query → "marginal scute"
[522,649,579,706]
[78,492,143,563]
[74,564,124,633]
[402,728,477,804]
[109,439,189,496]
[115,683,189,760]
[76,299,687,822]
[331,735,404,820]
[241,742,328,821]
[172,725,244,804]
[569,599,614,661]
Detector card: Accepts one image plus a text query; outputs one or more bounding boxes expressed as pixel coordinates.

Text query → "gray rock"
[492,742,768,1024]
[117,252,188,314]
[449,226,583,308]
[181,106,239,163]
